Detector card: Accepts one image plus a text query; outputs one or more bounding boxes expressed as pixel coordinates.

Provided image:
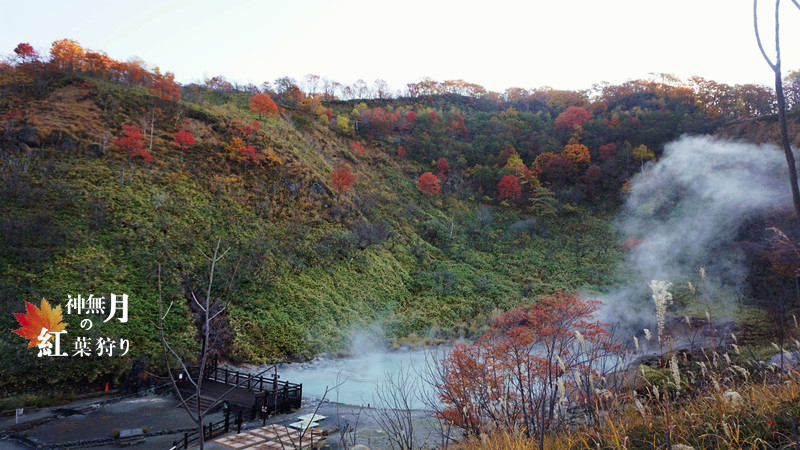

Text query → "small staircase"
[177,394,218,412]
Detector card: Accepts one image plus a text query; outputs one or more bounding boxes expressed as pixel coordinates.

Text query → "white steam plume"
[602,135,793,323]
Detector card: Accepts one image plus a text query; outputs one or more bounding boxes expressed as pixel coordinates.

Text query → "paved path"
[0,392,447,449]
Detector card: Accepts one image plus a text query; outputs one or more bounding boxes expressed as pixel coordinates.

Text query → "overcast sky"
[2,0,800,93]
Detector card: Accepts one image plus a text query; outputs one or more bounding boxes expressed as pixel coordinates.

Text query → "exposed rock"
[284,181,298,195]
[18,142,31,153]
[0,132,18,152]
[17,126,40,147]
[88,143,104,157]
[48,130,79,152]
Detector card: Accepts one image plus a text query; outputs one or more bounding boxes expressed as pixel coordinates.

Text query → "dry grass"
[463,356,800,449]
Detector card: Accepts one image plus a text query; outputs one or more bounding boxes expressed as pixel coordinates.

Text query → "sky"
[3,0,800,94]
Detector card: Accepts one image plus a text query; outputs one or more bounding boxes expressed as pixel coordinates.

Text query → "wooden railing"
[170,410,240,450]
[202,365,301,395]
[182,364,303,420]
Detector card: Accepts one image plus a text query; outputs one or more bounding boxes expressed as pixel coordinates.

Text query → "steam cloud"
[603,135,793,323]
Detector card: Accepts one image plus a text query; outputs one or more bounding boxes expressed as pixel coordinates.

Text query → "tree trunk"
[755,0,800,229]
[775,69,800,228]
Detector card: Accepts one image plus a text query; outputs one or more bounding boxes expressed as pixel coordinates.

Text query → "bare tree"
[368,366,419,450]
[157,239,270,449]
[418,348,457,449]
[754,0,800,227]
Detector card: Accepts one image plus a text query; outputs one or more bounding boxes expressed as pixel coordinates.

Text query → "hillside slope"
[0,74,621,391]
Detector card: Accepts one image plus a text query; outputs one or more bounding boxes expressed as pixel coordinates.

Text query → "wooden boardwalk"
[180,365,302,419]
[215,424,325,449]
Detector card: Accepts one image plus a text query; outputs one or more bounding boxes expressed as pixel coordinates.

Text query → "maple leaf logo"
[12,298,67,348]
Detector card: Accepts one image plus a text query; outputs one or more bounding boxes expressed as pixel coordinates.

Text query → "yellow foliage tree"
[336,115,353,134]
[262,147,283,167]
[632,144,655,171]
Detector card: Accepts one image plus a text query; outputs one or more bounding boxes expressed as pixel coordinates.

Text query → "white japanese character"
[73,337,92,357]
[96,337,117,356]
[104,294,128,323]
[36,327,52,357]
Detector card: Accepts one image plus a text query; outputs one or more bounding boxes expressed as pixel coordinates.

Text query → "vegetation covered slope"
[0,75,618,392]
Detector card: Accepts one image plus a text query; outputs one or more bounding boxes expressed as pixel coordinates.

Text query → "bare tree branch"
[754,0,777,70]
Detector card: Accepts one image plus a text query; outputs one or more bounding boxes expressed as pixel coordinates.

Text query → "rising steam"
[602,135,793,323]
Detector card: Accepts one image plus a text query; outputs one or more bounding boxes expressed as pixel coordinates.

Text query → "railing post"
[236,412,243,434]
[224,408,230,432]
[183,431,188,448]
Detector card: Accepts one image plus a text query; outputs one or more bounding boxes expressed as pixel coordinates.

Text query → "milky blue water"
[266,347,444,409]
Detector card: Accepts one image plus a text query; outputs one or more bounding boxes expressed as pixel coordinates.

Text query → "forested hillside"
[1,39,797,391]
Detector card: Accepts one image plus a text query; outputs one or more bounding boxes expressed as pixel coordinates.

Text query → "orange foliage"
[437,292,619,437]
[561,136,591,168]
[249,93,278,118]
[152,72,181,101]
[13,298,67,348]
[416,172,441,197]
[49,38,84,72]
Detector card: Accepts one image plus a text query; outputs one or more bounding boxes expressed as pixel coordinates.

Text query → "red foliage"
[174,130,195,149]
[598,143,617,160]
[584,165,602,184]
[238,120,260,136]
[14,43,39,61]
[448,113,468,134]
[436,157,450,173]
[323,109,333,120]
[114,125,153,162]
[622,238,646,252]
[416,172,441,197]
[114,125,143,153]
[430,111,438,121]
[249,93,278,118]
[406,111,417,123]
[397,145,406,156]
[132,149,155,162]
[543,155,573,185]
[350,141,365,156]
[2,111,22,121]
[497,174,521,202]
[239,145,260,162]
[331,166,356,193]
[554,106,592,131]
